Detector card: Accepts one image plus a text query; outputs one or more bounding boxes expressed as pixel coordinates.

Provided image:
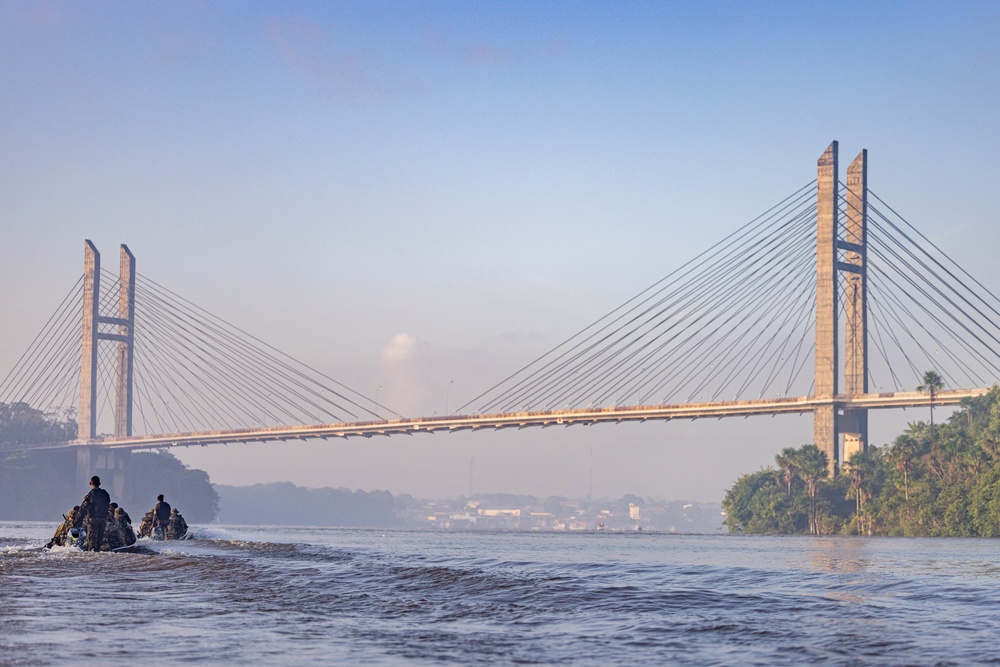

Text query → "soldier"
[104,514,124,551]
[117,507,137,546]
[45,506,80,549]
[138,510,155,538]
[111,502,131,525]
[153,494,171,540]
[166,508,188,539]
[77,476,111,552]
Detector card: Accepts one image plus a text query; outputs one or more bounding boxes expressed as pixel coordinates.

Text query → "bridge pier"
[75,447,130,501]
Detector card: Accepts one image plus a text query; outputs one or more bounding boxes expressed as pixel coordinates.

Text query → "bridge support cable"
[871,192,1000,322]
[867,262,991,387]
[135,275,393,419]
[541,213,817,411]
[600,214,817,403]
[637,228,817,406]
[496,206,815,411]
[517,201,815,411]
[469,187,818,413]
[868,215,1000,350]
[135,295,329,430]
[860,192,1000,392]
[133,281,361,429]
[113,272,397,436]
[458,181,820,413]
[0,277,84,441]
[462,183,823,415]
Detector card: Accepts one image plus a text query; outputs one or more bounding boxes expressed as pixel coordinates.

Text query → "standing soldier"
[77,476,111,552]
[153,494,171,540]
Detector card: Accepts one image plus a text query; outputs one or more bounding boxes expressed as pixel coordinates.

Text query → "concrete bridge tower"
[76,241,135,498]
[814,143,868,473]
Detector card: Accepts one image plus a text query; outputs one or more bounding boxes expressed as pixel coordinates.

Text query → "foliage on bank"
[1,402,218,522]
[723,387,1000,536]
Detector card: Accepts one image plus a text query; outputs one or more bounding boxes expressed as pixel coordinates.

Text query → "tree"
[122,451,219,523]
[845,447,882,535]
[796,445,829,534]
[890,434,920,501]
[722,468,808,534]
[775,447,800,495]
[917,370,945,426]
[0,402,76,448]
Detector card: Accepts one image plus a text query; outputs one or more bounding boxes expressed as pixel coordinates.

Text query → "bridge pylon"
[78,241,136,439]
[814,143,869,473]
[77,241,135,492]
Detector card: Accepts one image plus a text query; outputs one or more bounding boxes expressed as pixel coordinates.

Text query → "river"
[2,522,999,665]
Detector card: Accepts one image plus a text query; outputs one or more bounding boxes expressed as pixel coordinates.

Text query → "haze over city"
[2,1,998,502]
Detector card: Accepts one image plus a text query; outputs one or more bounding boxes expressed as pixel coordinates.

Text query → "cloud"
[422,28,567,68]
[465,42,508,66]
[381,332,416,364]
[262,18,379,98]
[14,0,62,28]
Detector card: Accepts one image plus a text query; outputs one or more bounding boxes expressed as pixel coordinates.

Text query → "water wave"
[3,525,1000,665]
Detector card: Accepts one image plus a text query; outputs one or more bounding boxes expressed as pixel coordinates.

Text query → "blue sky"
[2,1,999,502]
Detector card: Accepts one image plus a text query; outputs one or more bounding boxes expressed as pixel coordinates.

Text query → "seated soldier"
[104,514,125,551]
[166,508,188,539]
[45,506,80,549]
[113,503,131,525]
[117,507,137,546]
[138,510,154,539]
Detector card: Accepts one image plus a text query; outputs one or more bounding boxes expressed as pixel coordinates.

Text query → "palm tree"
[917,370,944,426]
[891,434,919,502]
[775,447,800,495]
[796,445,829,535]
[845,448,880,535]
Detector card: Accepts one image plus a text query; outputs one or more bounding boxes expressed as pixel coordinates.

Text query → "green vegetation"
[723,386,1000,536]
[1,402,218,522]
[122,451,219,523]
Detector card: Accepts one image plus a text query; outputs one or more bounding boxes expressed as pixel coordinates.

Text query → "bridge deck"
[29,387,984,451]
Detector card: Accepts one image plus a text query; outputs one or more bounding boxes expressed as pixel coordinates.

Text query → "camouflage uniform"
[77,480,111,552]
[104,517,124,550]
[138,510,154,539]
[46,507,79,548]
[166,508,188,539]
[117,507,132,525]
[117,507,137,546]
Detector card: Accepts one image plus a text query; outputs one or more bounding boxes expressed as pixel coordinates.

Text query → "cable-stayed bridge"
[2,142,998,492]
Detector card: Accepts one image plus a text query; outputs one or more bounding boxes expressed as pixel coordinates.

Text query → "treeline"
[1,402,218,522]
[723,387,1000,536]
[216,483,396,526]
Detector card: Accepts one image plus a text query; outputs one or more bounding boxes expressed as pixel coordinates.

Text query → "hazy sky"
[2,1,999,502]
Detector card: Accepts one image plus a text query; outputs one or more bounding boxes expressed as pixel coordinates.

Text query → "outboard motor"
[68,527,88,550]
